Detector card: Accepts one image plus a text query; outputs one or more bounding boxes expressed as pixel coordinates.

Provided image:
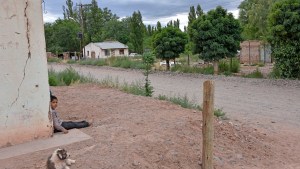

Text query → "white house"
[84,41,129,59]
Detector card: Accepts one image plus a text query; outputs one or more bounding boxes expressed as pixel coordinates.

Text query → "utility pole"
[76,3,92,60]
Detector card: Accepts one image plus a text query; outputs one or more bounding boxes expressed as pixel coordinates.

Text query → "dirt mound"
[1,84,298,169]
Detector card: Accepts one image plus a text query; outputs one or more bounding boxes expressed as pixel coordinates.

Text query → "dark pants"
[54,121,89,133]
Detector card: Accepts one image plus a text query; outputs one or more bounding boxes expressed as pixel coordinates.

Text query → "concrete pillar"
[0,0,52,148]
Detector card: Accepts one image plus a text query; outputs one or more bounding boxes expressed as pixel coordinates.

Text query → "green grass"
[48,67,95,86]
[47,57,62,63]
[218,58,240,73]
[158,94,200,110]
[243,68,264,78]
[171,65,214,74]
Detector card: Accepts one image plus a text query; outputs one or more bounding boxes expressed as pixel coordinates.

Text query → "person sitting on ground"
[50,95,92,134]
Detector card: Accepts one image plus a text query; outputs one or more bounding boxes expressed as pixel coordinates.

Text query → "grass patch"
[214,108,226,118]
[48,67,95,86]
[67,60,77,64]
[243,68,264,78]
[158,94,200,110]
[47,57,62,63]
[171,65,214,74]
[218,58,240,73]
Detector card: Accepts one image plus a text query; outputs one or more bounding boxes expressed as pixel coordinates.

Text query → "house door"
[91,51,95,59]
[111,49,115,56]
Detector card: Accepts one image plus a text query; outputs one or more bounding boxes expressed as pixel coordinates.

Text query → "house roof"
[94,41,128,49]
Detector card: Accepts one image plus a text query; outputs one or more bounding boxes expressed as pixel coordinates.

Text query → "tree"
[238,0,278,40]
[189,6,242,73]
[268,0,300,79]
[156,21,162,32]
[44,19,81,53]
[63,0,75,19]
[130,11,145,54]
[86,0,103,42]
[152,27,187,70]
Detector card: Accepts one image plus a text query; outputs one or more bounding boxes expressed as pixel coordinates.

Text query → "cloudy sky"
[43,0,242,30]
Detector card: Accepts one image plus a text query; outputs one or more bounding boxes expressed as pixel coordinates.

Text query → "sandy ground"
[1,84,300,169]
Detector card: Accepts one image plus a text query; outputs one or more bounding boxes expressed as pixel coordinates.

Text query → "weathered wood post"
[202,80,214,169]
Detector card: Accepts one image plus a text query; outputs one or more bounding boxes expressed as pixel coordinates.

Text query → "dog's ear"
[56,149,65,160]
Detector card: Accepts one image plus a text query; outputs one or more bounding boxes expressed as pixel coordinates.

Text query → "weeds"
[47,57,62,63]
[243,68,264,78]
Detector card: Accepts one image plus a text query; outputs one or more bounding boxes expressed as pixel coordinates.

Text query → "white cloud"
[228,9,239,19]
[43,12,62,23]
[144,12,188,31]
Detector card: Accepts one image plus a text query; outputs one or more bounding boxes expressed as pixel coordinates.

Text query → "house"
[240,40,272,64]
[84,41,129,59]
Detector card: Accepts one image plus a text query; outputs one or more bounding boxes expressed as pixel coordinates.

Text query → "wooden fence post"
[202,80,214,169]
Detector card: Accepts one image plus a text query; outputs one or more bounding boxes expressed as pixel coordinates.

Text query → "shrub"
[47,57,61,63]
[243,68,264,78]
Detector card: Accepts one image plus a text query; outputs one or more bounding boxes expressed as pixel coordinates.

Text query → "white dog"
[47,148,76,169]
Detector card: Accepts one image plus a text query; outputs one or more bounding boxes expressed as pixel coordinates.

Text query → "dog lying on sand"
[47,148,75,169]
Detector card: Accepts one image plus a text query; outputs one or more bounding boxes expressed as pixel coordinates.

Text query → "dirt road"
[49,63,300,129]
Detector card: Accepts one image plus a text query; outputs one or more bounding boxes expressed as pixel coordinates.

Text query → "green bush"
[47,57,62,63]
[218,58,240,73]
[171,65,214,74]
[48,67,94,86]
[67,60,77,64]
[214,108,226,118]
[243,68,264,78]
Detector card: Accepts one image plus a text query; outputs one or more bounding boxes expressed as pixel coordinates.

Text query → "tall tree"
[45,19,81,53]
[238,0,278,40]
[157,21,162,32]
[63,0,75,19]
[196,4,204,18]
[152,27,187,70]
[268,0,300,79]
[188,6,196,27]
[86,0,103,42]
[130,11,144,54]
[189,6,242,72]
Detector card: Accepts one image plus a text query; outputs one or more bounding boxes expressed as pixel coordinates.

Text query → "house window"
[105,49,110,56]
[87,51,89,56]
[119,49,124,55]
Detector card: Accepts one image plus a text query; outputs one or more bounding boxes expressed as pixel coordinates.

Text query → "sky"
[43,0,243,30]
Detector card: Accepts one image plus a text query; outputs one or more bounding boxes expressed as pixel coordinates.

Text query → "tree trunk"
[166,59,170,70]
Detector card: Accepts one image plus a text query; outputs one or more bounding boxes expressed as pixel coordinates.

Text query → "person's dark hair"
[51,95,57,102]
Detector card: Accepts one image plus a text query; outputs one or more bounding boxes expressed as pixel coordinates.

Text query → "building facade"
[84,41,129,59]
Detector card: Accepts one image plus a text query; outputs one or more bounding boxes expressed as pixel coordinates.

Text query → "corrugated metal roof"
[94,41,128,49]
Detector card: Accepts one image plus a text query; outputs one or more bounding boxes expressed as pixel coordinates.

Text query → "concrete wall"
[240,40,272,64]
[0,0,52,148]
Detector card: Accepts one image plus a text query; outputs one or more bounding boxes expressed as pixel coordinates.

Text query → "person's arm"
[52,111,68,134]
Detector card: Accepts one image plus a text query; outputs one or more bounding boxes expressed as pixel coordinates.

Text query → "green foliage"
[48,67,94,86]
[152,27,187,69]
[143,52,155,97]
[189,6,242,62]
[243,68,264,78]
[218,58,240,73]
[214,108,226,118]
[268,0,300,79]
[171,65,214,74]
[238,0,277,40]
[67,60,77,64]
[44,19,81,53]
[130,11,144,54]
[47,57,62,63]
[121,81,147,96]
[157,94,200,110]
